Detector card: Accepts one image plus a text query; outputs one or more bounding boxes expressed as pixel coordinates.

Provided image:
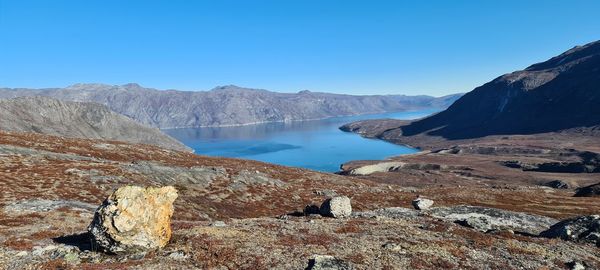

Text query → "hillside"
[0,84,462,128]
[1,131,599,269]
[0,97,191,152]
[398,40,600,139]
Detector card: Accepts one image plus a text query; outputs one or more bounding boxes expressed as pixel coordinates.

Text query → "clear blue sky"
[0,0,598,96]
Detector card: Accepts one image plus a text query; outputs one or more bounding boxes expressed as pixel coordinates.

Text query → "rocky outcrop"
[307,255,352,270]
[428,205,557,235]
[501,150,600,173]
[0,97,190,152]
[347,162,405,175]
[0,83,462,128]
[412,197,434,210]
[88,186,178,253]
[355,205,557,235]
[3,199,96,213]
[574,182,600,197]
[319,196,352,218]
[540,215,600,246]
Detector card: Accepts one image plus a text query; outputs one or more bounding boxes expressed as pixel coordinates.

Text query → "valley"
[0,18,599,269]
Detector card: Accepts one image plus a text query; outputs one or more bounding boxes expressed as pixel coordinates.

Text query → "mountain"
[0,84,462,129]
[397,40,600,139]
[0,96,191,152]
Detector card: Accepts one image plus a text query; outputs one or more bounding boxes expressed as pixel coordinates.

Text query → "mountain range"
[0,84,462,129]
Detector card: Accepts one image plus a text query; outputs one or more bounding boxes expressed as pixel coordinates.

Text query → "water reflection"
[164,109,438,172]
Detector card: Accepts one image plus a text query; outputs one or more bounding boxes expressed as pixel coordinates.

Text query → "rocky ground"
[1,130,599,269]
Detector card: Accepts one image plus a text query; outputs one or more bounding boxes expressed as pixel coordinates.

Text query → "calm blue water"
[164,110,438,172]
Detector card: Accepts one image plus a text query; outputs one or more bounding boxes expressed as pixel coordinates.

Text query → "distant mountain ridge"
[0,84,462,129]
[398,40,600,139]
[0,96,191,152]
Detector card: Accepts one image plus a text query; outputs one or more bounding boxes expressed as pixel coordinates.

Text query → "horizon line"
[0,82,465,98]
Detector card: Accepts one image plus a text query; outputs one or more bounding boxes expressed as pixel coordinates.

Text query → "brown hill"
[0,96,190,152]
[362,40,600,140]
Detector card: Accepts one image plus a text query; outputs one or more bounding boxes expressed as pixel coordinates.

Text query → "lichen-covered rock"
[307,255,352,270]
[540,215,600,246]
[88,186,178,253]
[412,197,434,210]
[455,216,493,232]
[430,205,557,235]
[320,196,352,218]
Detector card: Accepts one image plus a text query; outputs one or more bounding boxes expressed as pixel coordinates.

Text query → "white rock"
[210,221,227,227]
[168,251,187,260]
[319,196,352,218]
[412,197,434,210]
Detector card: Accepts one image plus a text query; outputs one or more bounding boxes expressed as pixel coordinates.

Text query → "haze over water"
[165,110,437,172]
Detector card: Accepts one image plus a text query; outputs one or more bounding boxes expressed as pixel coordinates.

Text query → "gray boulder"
[412,197,434,210]
[307,255,352,270]
[320,196,352,218]
[540,215,600,246]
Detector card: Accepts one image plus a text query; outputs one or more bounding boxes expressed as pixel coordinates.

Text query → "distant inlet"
[164,110,437,172]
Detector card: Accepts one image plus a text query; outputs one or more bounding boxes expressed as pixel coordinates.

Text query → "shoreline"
[159,108,439,130]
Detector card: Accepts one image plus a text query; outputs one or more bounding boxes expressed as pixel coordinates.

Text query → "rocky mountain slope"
[0,97,190,152]
[0,84,462,128]
[344,40,600,140]
[1,131,599,269]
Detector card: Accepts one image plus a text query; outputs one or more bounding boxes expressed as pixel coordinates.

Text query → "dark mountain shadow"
[399,41,600,140]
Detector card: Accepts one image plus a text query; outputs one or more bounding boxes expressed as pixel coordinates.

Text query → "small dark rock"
[540,215,600,246]
[567,261,586,270]
[543,180,570,189]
